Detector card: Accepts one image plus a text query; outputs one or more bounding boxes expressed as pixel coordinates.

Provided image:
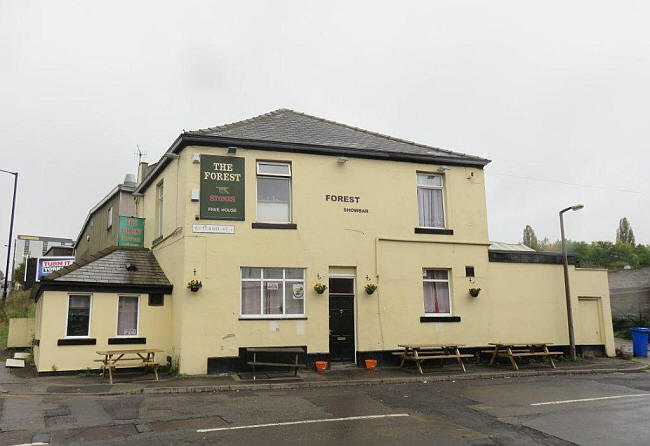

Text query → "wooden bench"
[246,347,306,380]
[96,348,163,384]
[396,344,473,374]
[483,343,564,371]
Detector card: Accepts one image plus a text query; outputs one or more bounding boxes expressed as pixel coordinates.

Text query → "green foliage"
[12,262,25,286]
[522,225,539,250]
[538,239,650,271]
[616,217,635,245]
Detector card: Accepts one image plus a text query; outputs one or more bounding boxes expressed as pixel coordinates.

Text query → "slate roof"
[188,109,489,164]
[42,246,171,287]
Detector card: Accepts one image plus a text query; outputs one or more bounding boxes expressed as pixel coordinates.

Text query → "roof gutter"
[135,134,491,194]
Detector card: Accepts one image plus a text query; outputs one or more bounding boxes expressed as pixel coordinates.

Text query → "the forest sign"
[200,155,245,220]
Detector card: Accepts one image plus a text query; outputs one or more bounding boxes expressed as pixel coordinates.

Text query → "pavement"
[2,370,650,445]
[0,354,645,397]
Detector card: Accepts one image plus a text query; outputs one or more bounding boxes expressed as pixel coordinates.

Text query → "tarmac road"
[2,372,650,445]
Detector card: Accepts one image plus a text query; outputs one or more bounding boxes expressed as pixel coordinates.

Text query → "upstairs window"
[423,269,451,315]
[66,295,91,337]
[257,162,291,223]
[107,206,113,229]
[241,267,305,317]
[417,173,445,228]
[155,181,164,237]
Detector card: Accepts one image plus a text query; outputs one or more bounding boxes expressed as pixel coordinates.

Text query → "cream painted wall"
[35,291,172,373]
[79,144,615,375]
[488,264,615,356]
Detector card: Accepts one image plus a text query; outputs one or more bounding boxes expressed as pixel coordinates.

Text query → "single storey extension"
[33,109,615,374]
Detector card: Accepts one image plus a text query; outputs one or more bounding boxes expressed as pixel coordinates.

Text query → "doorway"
[329,276,355,362]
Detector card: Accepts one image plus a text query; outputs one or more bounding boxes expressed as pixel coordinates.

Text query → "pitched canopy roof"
[36,247,171,298]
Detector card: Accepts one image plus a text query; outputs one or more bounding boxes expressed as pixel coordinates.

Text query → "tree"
[12,262,25,286]
[522,225,539,250]
[616,217,635,245]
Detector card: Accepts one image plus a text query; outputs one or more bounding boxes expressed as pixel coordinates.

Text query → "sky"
[1,0,649,274]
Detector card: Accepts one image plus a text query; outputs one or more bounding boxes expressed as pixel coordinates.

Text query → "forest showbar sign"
[200,155,245,220]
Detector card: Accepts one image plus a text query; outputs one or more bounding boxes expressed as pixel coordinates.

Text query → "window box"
[414,228,453,235]
[420,316,461,323]
[251,223,297,229]
[58,338,96,346]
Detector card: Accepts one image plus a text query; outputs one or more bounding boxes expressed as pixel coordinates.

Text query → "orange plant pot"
[315,361,328,372]
[365,359,378,370]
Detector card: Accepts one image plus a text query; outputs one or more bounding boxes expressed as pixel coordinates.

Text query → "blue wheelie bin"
[631,327,650,357]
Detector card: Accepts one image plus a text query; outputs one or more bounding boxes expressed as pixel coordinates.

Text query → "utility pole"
[559,203,584,361]
[1,169,17,301]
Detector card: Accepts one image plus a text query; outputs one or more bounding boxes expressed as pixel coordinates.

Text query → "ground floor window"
[66,294,91,337]
[241,267,305,317]
[423,269,451,315]
[117,296,139,336]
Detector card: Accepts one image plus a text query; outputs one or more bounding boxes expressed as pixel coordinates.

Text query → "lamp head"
[571,204,584,211]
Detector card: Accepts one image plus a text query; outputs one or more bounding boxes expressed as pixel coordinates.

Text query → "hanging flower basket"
[365,283,377,295]
[187,280,202,292]
[469,288,481,297]
[313,282,327,294]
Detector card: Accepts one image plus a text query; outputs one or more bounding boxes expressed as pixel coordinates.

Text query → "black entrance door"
[329,277,355,362]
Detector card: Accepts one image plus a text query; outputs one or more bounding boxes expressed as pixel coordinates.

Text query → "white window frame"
[64,294,93,338]
[240,267,305,319]
[256,161,292,177]
[156,181,164,237]
[107,206,113,229]
[422,269,452,316]
[417,173,446,229]
[256,162,292,224]
[115,295,140,337]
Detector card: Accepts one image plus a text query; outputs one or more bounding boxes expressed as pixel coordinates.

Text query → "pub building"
[32,109,615,374]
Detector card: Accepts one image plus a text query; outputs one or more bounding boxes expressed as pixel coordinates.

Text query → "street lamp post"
[560,203,584,361]
[1,169,18,301]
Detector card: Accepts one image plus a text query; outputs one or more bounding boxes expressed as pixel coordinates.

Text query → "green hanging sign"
[118,216,145,247]
[200,155,245,220]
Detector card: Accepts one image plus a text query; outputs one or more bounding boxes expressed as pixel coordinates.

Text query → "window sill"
[57,338,97,346]
[420,316,461,323]
[252,223,297,230]
[108,337,146,345]
[239,317,307,321]
[414,227,454,235]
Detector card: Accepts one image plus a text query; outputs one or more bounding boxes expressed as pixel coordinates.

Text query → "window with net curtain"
[117,296,139,336]
[417,173,445,228]
[423,269,451,315]
[241,267,305,316]
[257,162,291,223]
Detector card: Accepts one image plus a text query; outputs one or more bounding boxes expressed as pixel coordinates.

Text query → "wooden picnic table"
[246,347,306,380]
[96,348,163,384]
[394,344,474,374]
[482,342,563,371]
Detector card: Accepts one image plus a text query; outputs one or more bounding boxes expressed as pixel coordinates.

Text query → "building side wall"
[75,194,121,261]
[34,290,173,373]
[488,263,615,356]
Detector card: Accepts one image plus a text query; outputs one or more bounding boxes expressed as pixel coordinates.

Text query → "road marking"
[531,393,650,406]
[11,443,48,446]
[197,413,410,433]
